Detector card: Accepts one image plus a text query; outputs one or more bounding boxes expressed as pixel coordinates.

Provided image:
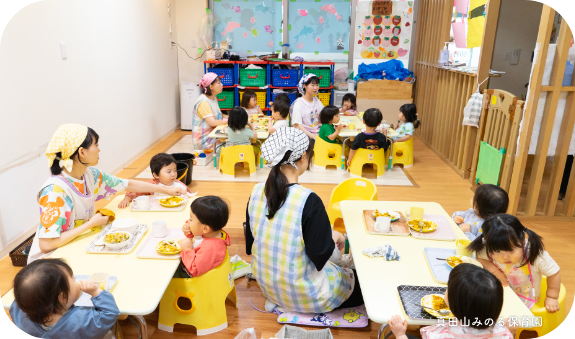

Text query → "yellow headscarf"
[45,124,89,172]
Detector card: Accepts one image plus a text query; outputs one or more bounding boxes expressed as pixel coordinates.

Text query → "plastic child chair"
[349,148,386,178]
[391,137,414,168]
[327,178,377,226]
[313,137,344,170]
[158,252,237,335]
[515,276,567,338]
[219,145,256,177]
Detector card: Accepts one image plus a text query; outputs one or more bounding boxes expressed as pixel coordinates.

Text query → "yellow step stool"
[313,137,344,170]
[327,178,377,226]
[219,145,256,178]
[349,148,385,178]
[158,252,237,335]
[391,137,413,168]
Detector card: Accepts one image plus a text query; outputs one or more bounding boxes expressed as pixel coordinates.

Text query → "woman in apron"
[192,73,228,153]
[28,124,187,263]
[245,128,362,313]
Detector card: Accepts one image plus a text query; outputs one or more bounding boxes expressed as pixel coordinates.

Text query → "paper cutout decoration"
[452,21,467,48]
[221,21,241,37]
[467,0,487,49]
[320,4,342,21]
[372,1,392,16]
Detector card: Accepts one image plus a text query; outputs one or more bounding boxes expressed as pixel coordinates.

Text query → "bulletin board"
[354,0,414,60]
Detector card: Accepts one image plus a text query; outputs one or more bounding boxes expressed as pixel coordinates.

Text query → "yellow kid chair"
[313,137,344,170]
[158,252,237,335]
[348,148,385,178]
[219,145,256,178]
[326,178,377,226]
[391,137,414,168]
[515,276,567,338]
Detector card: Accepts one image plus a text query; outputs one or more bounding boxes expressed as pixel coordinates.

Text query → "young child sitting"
[347,108,390,168]
[453,184,509,240]
[174,196,231,278]
[389,263,517,339]
[339,93,358,115]
[225,106,257,147]
[393,103,420,142]
[119,153,193,208]
[241,89,264,116]
[268,99,290,135]
[469,214,561,313]
[10,259,120,339]
[318,105,344,144]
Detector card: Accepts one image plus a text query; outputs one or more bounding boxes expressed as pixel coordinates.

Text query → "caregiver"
[192,73,228,152]
[290,74,323,139]
[245,128,363,313]
[27,124,187,263]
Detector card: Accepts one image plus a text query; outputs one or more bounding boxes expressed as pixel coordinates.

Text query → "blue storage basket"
[271,92,297,105]
[272,68,299,87]
[207,68,235,86]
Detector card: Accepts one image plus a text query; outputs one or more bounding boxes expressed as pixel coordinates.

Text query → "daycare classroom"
[1,0,574,338]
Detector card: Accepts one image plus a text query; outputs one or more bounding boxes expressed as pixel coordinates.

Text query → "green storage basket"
[304,68,331,87]
[476,141,505,185]
[239,68,266,87]
[216,91,235,109]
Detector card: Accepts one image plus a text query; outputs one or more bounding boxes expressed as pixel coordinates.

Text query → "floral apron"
[490,255,537,309]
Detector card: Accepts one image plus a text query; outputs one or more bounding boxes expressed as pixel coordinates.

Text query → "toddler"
[241,89,264,116]
[10,259,120,339]
[268,99,290,134]
[119,153,193,208]
[318,105,343,144]
[393,103,420,141]
[339,93,358,115]
[174,196,231,278]
[347,108,390,168]
[225,106,257,147]
[469,214,561,313]
[453,184,509,240]
[389,264,517,338]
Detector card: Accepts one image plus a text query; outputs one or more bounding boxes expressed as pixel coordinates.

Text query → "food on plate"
[407,219,437,232]
[446,256,463,268]
[374,210,393,218]
[156,240,182,255]
[432,295,449,311]
[96,208,115,222]
[159,196,184,207]
[104,232,130,244]
[420,294,454,319]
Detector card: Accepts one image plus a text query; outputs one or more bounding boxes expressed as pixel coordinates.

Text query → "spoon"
[415,303,451,316]
[419,220,424,236]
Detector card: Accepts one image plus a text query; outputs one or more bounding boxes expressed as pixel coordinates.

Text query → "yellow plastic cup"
[406,207,424,220]
[456,239,473,257]
[359,111,364,118]
[348,123,356,130]
[252,114,259,122]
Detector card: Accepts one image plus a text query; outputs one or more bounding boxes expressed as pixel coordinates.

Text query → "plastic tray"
[136,228,187,260]
[85,224,148,254]
[397,285,448,320]
[130,195,190,212]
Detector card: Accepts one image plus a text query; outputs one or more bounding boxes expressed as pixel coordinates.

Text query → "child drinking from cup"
[268,99,290,135]
[225,106,258,147]
[469,214,561,313]
[318,105,344,144]
[347,108,390,168]
[119,153,193,208]
[174,196,231,278]
[392,103,420,142]
[241,89,264,116]
[339,93,358,115]
[453,184,509,240]
[10,259,120,338]
[388,264,517,339]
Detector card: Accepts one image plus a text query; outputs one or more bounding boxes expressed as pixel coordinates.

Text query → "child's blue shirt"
[452,208,484,241]
[9,290,120,339]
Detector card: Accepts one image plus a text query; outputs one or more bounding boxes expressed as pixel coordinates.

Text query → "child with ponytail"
[392,103,420,142]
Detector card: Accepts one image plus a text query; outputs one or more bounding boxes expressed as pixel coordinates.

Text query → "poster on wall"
[354,0,413,61]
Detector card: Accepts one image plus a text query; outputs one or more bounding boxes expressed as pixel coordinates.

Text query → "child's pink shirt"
[420,321,514,339]
[181,229,230,277]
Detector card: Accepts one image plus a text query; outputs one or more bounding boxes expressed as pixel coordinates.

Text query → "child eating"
[241,89,264,116]
[389,264,517,339]
[452,184,509,240]
[347,108,390,168]
[225,106,257,147]
[469,214,561,313]
[10,259,120,338]
[174,196,231,278]
[339,93,358,115]
[268,99,290,135]
[318,105,343,144]
[393,103,420,142]
[119,153,193,208]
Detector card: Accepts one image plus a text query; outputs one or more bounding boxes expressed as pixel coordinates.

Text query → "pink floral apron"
[490,255,537,309]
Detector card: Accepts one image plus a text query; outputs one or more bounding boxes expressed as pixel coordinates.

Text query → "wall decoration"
[372,1,393,16]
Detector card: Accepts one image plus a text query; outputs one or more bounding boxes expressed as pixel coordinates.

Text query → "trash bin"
[176,162,190,185]
[171,153,195,185]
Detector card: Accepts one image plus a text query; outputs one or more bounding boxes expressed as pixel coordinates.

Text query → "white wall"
[174,0,208,85]
[489,0,542,99]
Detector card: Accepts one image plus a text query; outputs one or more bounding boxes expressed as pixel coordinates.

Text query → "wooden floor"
[1,129,572,339]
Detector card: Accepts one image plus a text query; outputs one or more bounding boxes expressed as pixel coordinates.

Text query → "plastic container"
[304,68,331,87]
[272,68,299,87]
[171,153,194,185]
[239,68,267,87]
[240,90,267,107]
[316,91,331,106]
[216,90,235,109]
[439,42,449,66]
[208,68,235,86]
[9,233,35,266]
[272,92,297,104]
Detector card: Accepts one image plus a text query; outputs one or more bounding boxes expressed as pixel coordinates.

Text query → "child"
[388,263,517,339]
[340,93,358,115]
[291,74,324,139]
[452,184,509,240]
[318,105,343,144]
[225,106,257,147]
[119,153,193,208]
[347,108,390,167]
[469,214,561,313]
[393,103,420,141]
[175,196,231,278]
[241,89,264,116]
[268,99,290,135]
[10,259,120,338]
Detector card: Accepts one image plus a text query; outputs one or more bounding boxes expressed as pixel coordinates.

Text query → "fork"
[419,220,424,236]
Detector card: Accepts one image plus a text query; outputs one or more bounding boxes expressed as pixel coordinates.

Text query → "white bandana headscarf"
[261,127,309,169]
[45,124,89,172]
[298,73,318,95]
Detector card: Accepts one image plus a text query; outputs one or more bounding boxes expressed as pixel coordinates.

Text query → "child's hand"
[336,123,344,132]
[118,196,131,209]
[382,128,388,137]
[182,221,191,236]
[388,315,408,338]
[90,213,109,227]
[346,158,352,168]
[453,216,464,224]
[332,231,345,250]
[79,280,102,297]
[166,186,187,196]
[491,268,509,287]
[545,297,560,313]
[179,238,193,251]
[459,223,471,233]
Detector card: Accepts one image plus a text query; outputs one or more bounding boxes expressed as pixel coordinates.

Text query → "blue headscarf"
[298,73,317,95]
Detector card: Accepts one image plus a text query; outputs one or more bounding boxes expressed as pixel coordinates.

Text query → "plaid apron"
[192,94,222,149]
[248,182,355,313]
